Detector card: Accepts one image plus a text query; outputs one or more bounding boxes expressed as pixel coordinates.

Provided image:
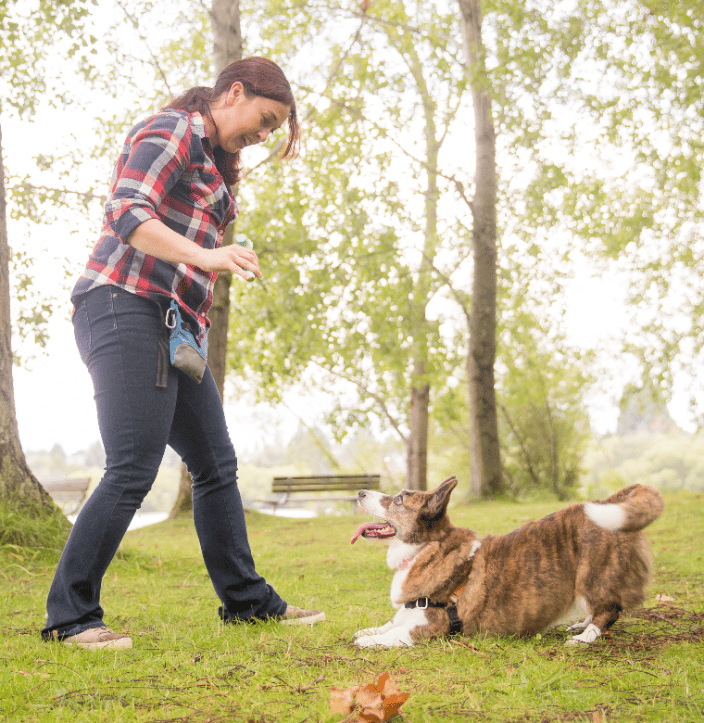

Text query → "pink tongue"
[350,522,386,545]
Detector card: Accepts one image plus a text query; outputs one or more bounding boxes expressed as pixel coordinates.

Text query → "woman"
[41,57,324,650]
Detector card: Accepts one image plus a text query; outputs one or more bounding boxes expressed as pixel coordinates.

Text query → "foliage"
[0,491,702,721]
[0,501,68,555]
[497,313,593,500]
[487,0,704,418]
[229,0,473,459]
[584,431,704,495]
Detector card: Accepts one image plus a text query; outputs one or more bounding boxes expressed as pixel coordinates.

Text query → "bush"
[0,502,69,557]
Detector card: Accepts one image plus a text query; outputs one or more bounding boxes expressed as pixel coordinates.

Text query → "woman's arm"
[129,219,261,279]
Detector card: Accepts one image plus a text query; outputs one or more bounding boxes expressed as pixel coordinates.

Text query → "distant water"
[67,511,169,531]
[255,506,317,519]
[68,506,315,530]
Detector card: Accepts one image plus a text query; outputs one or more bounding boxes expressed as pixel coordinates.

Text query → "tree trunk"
[403,45,442,492]
[458,0,504,497]
[170,0,242,517]
[0,121,68,523]
[406,378,429,491]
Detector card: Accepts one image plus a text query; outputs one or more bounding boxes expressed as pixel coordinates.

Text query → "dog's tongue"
[350,522,389,545]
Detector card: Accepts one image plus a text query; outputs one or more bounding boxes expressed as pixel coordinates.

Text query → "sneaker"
[58,627,133,650]
[279,605,326,626]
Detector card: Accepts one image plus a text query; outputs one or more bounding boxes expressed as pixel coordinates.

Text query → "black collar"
[404,598,462,636]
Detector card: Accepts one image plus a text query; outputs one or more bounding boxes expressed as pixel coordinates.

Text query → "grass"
[1,490,703,722]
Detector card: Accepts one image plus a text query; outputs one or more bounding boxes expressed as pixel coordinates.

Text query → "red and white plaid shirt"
[71,109,237,340]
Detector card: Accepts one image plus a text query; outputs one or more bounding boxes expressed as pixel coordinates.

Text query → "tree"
[1,0,98,535]
[458,0,503,497]
[170,0,243,517]
[226,0,475,492]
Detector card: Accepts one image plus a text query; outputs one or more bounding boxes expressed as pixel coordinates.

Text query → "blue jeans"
[41,286,286,639]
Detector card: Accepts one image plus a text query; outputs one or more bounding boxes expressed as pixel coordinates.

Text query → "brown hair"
[164,57,300,186]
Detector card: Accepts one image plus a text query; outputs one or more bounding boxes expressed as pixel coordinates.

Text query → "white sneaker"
[59,626,133,650]
[279,605,326,626]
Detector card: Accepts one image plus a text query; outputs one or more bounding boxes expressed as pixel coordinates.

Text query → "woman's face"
[210,82,290,153]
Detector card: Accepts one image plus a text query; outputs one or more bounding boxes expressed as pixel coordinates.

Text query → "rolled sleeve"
[106,115,192,244]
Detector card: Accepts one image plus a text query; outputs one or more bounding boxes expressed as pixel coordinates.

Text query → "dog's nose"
[358,490,368,499]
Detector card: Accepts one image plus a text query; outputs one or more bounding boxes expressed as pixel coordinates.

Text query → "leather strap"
[404,598,462,636]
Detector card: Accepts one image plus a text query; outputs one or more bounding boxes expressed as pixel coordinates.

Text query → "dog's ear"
[424,476,458,520]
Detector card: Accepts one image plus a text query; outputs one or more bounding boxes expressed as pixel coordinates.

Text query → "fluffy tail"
[584,484,664,533]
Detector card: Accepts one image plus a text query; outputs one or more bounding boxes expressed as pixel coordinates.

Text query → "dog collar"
[404,598,463,636]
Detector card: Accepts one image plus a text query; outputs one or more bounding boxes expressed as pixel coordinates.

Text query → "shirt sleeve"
[103,112,192,244]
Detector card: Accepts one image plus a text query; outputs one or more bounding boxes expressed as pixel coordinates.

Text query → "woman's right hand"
[129,219,262,280]
[195,244,262,279]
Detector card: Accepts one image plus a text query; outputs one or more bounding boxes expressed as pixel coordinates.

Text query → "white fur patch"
[387,540,423,570]
[552,596,589,628]
[584,502,625,531]
[358,490,387,518]
[354,606,428,648]
[565,622,602,646]
[387,541,422,608]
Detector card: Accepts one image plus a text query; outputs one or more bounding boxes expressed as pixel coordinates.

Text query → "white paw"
[353,628,415,648]
[566,615,593,633]
[354,623,392,639]
[565,623,601,646]
[354,635,381,648]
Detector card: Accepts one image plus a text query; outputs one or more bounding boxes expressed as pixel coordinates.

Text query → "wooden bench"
[266,474,381,512]
[43,477,92,514]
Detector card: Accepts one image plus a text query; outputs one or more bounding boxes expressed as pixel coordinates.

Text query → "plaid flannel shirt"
[71,109,237,341]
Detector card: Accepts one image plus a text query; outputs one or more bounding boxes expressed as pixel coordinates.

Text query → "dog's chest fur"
[388,529,481,608]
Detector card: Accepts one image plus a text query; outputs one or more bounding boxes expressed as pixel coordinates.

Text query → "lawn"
[1,490,702,722]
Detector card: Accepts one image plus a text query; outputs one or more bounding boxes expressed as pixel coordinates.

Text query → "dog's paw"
[565,623,602,646]
[566,615,593,633]
[354,623,392,639]
[354,628,415,648]
[354,635,382,648]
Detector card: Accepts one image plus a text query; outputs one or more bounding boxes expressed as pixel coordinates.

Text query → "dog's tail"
[584,484,664,533]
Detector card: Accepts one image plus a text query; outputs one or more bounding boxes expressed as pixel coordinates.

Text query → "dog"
[350,477,663,648]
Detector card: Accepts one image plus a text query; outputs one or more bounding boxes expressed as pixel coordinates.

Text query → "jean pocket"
[72,302,92,365]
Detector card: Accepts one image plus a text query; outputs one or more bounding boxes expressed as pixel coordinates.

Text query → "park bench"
[265,474,381,513]
[43,477,91,514]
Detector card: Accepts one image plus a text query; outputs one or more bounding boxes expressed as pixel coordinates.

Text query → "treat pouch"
[165,300,207,383]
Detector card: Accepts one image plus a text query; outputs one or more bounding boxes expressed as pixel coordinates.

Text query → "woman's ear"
[226,81,245,106]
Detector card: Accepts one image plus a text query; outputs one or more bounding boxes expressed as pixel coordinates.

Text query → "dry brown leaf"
[330,672,409,722]
[330,685,359,714]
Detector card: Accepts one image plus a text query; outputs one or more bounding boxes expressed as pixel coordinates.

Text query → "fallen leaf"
[331,685,359,714]
[330,672,409,722]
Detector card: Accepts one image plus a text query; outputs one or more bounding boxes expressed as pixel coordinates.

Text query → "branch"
[312,360,408,444]
[421,251,471,324]
[115,0,173,96]
[243,18,366,180]
[278,398,342,470]
[299,87,473,211]
[12,182,107,204]
[498,402,541,487]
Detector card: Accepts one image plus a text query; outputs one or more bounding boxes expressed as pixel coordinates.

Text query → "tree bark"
[0,120,68,522]
[170,0,242,517]
[458,0,504,497]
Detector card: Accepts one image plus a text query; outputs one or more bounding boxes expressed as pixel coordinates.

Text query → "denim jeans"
[41,286,286,639]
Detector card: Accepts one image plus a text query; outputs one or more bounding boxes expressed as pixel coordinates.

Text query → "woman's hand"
[195,245,261,279]
[129,219,262,280]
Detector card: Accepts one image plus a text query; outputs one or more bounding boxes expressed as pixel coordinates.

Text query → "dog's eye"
[394,495,403,506]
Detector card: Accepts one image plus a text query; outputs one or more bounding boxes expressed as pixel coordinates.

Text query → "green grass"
[1,491,703,722]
